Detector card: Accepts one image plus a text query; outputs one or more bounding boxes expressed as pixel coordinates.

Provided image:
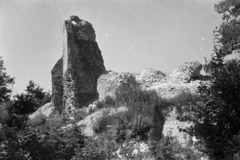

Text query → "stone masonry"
[51,58,63,113]
[51,16,106,115]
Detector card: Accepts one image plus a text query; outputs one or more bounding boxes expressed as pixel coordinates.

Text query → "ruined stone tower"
[51,16,106,114]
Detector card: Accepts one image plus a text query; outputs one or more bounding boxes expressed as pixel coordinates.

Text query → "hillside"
[27,15,213,159]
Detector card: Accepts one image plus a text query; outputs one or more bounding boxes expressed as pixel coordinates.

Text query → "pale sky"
[0,0,222,93]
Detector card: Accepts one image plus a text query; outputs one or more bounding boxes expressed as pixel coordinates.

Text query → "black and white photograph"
[0,0,240,159]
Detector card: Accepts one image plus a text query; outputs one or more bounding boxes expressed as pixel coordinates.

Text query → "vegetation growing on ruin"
[0,59,202,159]
[1,0,240,159]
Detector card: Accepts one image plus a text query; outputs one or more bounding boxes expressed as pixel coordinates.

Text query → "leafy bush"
[94,75,164,141]
[182,61,240,160]
[102,95,115,108]
[149,135,203,160]
[75,134,203,160]
[0,114,85,160]
[92,110,113,134]
[2,101,29,129]
[72,136,117,160]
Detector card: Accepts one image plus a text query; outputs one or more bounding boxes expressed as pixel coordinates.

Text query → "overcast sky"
[0,0,222,93]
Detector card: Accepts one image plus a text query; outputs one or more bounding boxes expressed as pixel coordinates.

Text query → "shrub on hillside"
[91,74,166,158]
[2,101,29,129]
[181,61,240,159]
[114,74,167,118]
[0,114,85,160]
[93,74,162,142]
[72,136,118,160]
[92,110,114,134]
[149,135,204,160]
[102,95,115,108]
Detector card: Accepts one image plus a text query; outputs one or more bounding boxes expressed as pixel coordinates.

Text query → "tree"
[182,1,240,159]
[213,0,240,56]
[0,80,51,129]
[203,0,240,74]
[0,57,15,127]
[0,114,86,160]
[24,80,51,108]
[12,80,51,115]
[185,61,240,159]
[0,57,14,103]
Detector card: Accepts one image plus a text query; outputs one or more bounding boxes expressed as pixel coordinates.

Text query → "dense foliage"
[0,115,85,160]
[181,1,240,159]
[214,0,240,57]
[204,0,240,74]
[0,80,51,129]
[12,80,51,115]
[184,61,240,159]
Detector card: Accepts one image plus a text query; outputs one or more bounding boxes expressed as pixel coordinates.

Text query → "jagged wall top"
[65,15,96,41]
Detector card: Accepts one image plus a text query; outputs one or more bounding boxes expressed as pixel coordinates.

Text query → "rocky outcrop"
[136,68,165,86]
[77,106,128,136]
[29,103,54,119]
[97,71,133,100]
[149,81,199,100]
[97,62,201,101]
[51,16,106,115]
[224,49,240,63]
[168,61,202,83]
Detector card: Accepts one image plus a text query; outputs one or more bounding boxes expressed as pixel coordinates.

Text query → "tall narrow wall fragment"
[52,15,106,114]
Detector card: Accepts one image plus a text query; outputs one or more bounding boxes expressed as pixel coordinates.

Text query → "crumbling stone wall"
[51,58,63,113]
[52,16,106,115]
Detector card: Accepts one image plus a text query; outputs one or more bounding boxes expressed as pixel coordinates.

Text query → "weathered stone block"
[168,61,202,83]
